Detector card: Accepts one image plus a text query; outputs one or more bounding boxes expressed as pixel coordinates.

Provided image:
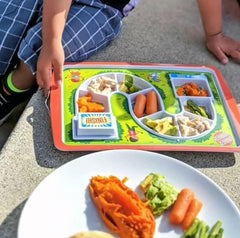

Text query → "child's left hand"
[206,33,240,64]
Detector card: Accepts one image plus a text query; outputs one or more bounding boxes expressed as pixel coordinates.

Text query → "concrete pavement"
[0,0,240,237]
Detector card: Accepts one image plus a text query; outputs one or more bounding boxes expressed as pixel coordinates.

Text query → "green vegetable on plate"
[141,173,179,215]
[182,219,224,238]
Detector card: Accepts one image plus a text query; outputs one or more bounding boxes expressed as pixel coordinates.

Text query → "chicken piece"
[187,127,199,136]
[179,124,189,137]
[177,116,190,125]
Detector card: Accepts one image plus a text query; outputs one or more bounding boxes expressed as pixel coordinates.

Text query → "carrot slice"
[182,198,203,231]
[77,92,105,112]
[169,188,195,225]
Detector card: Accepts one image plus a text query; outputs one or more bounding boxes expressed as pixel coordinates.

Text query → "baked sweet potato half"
[89,175,155,238]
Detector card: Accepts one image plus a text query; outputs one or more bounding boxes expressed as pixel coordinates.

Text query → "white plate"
[18,150,240,238]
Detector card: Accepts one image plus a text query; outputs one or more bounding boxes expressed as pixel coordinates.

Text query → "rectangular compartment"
[170,74,213,99]
[180,97,215,121]
[75,91,111,115]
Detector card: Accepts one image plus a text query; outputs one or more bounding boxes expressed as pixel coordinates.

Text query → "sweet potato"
[89,175,155,238]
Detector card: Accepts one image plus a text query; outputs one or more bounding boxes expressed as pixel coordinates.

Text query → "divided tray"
[50,62,240,152]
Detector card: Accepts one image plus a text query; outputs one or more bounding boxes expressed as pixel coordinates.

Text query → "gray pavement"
[0,102,28,151]
[0,0,240,238]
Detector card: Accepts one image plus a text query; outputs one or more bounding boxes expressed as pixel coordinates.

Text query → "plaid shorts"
[0,0,123,75]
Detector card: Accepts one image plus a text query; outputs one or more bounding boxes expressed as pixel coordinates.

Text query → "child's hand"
[37,41,64,97]
[206,33,240,64]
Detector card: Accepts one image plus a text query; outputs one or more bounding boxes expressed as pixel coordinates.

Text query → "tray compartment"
[116,73,151,94]
[170,74,213,99]
[180,97,216,121]
[140,111,180,138]
[80,73,117,94]
[176,112,214,138]
[74,90,111,115]
[129,88,164,119]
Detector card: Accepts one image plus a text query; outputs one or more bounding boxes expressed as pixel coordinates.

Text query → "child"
[0,0,239,126]
[0,0,140,125]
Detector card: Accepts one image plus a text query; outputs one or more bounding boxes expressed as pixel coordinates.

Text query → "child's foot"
[0,74,37,126]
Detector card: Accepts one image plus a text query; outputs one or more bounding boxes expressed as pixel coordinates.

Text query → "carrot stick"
[182,198,203,231]
[169,188,195,225]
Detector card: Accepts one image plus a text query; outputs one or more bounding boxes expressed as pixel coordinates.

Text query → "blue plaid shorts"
[0,0,123,75]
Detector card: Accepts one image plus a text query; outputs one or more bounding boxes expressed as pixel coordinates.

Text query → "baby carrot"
[169,188,195,225]
[182,198,203,231]
[134,94,147,118]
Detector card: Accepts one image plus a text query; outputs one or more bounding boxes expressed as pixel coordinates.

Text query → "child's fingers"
[213,47,229,64]
[37,67,52,97]
[228,50,240,63]
[53,61,63,86]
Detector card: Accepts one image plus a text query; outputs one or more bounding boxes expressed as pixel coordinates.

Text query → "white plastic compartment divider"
[72,72,217,141]
[73,73,118,140]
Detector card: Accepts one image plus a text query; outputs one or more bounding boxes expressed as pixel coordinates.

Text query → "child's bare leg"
[0,60,37,125]
[12,61,36,91]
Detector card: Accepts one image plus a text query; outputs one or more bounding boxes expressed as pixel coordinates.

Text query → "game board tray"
[50,62,240,152]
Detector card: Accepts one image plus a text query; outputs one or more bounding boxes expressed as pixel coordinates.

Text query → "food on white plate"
[141,173,179,215]
[89,175,156,238]
[69,230,114,238]
[88,76,116,95]
[182,219,224,238]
